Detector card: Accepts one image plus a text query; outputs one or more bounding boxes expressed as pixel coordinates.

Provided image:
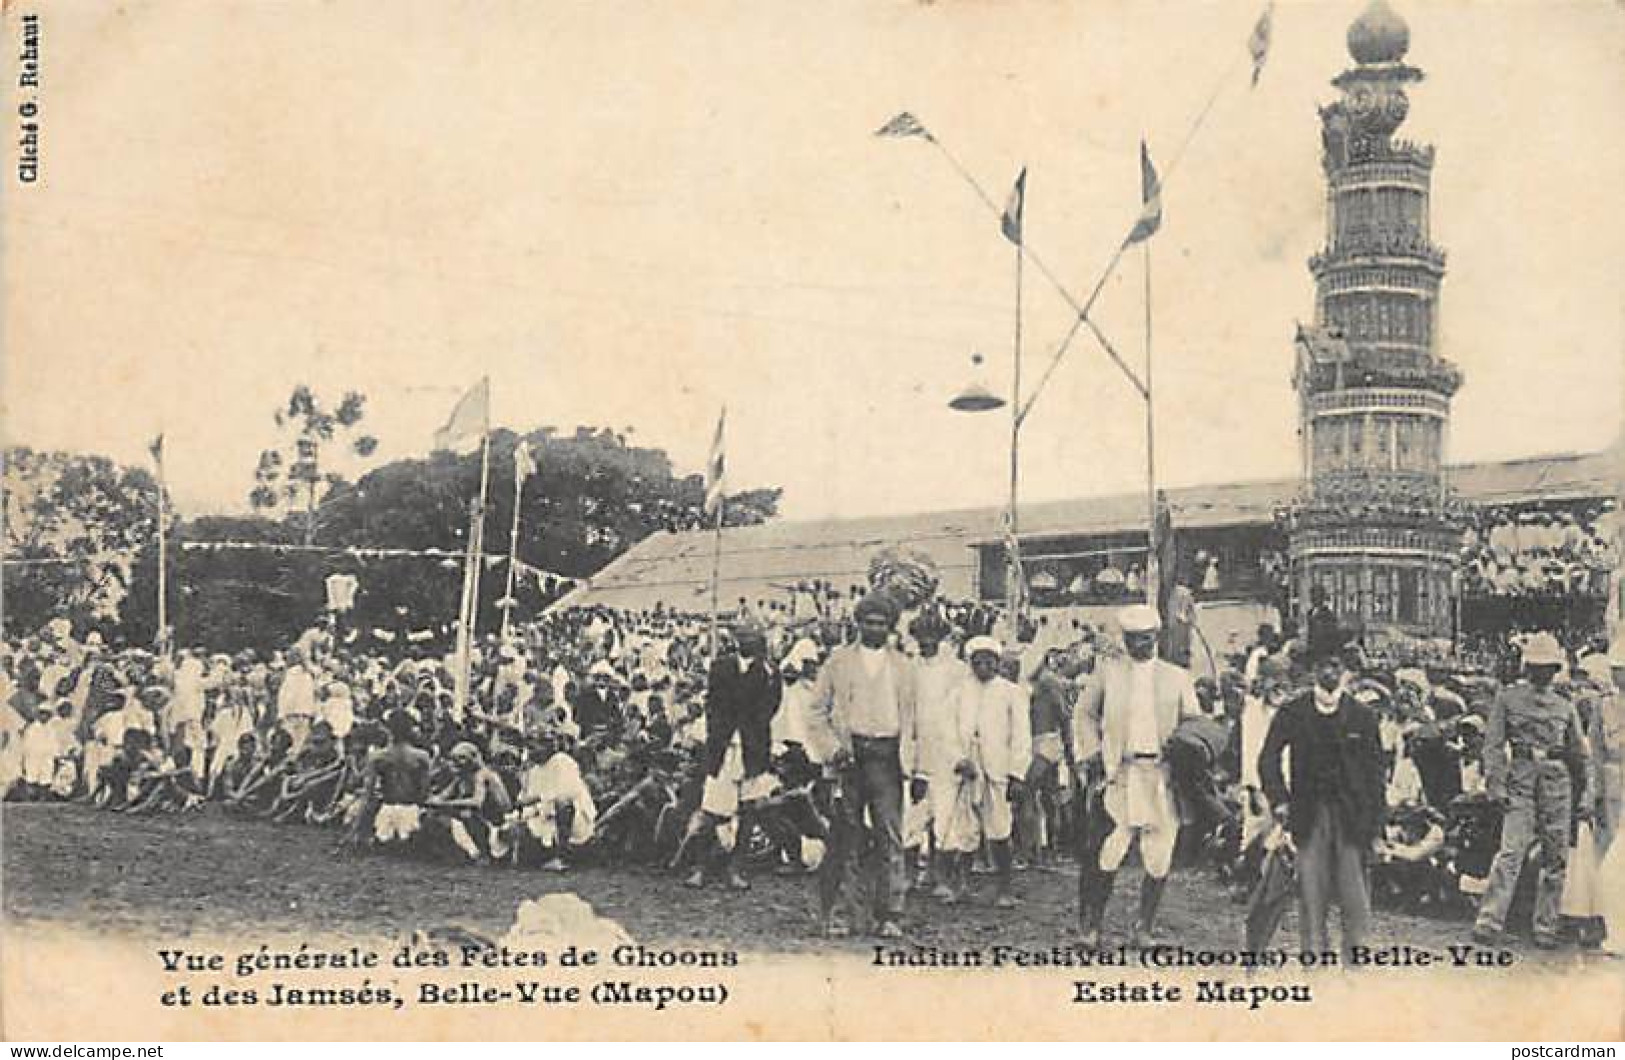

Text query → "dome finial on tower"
[1347,0,1409,64]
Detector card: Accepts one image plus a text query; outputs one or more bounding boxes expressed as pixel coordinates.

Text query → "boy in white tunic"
[941,637,1031,908]
[904,612,967,897]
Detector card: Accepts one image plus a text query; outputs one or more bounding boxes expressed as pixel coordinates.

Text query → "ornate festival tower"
[1287,0,1463,646]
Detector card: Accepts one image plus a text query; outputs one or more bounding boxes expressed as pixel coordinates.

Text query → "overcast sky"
[4,0,1621,523]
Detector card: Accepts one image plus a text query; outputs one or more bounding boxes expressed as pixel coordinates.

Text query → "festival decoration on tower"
[1283,0,1464,648]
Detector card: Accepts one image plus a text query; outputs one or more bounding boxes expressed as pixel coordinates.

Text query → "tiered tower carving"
[1287,0,1463,645]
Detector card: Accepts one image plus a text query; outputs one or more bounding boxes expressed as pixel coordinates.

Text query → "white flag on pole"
[515,439,538,485]
[433,377,490,452]
[704,409,727,518]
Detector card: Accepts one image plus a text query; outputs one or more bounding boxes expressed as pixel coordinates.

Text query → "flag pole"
[453,411,492,721]
[452,490,478,719]
[1007,222,1025,627]
[896,39,1249,426]
[703,408,727,661]
[1143,239,1159,609]
[155,443,169,656]
[500,451,524,642]
[708,501,724,662]
[467,429,492,700]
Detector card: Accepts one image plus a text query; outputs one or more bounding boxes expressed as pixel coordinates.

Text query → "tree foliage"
[2,447,159,637]
[4,426,781,650]
[190,425,778,649]
[250,385,378,543]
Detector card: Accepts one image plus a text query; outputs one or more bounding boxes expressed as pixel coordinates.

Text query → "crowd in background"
[1460,503,1618,598]
[2,591,1621,950]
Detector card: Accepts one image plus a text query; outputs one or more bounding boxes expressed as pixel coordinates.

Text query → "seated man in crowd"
[127,743,206,814]
[209,732,260,803]
[311,722,386,828]
[223,728,296,816]
[1372,799,1451,912]
[507,727,597,869]
[423,741,514,864]
[264,720,346,824]
[90,727,157,810]
[361,709,434,851]
[590,748,680,865]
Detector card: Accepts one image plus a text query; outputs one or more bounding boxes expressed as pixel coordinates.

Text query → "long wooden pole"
[452,500,477,715]
[1143,241,1159,609]
[922,44,1245,426]
[1008,230,1024,625]
[454,429,492,720]
[501,455,524,642]
[157,449,169,653]
[708,501,724,661]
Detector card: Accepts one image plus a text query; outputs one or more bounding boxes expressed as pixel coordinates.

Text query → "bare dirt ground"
[1,802,1527,963]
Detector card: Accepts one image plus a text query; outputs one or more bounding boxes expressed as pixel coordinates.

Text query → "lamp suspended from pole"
[948,353,1006,413]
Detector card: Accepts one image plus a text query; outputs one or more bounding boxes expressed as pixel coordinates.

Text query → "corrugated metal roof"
[559,449,1618,612]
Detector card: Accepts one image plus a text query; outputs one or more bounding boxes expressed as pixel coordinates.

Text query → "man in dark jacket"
[1304,586,1345,667]
[703,622,780,784]
[1259,645,1386,962]
[683,619,781,889]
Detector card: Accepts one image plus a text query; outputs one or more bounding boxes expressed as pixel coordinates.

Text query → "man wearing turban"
[1072,604,1203,949]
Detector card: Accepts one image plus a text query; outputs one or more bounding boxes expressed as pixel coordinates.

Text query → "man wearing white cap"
[1072,603,1201,948]
[1472,631,1593,948]
[939,636,1030,908]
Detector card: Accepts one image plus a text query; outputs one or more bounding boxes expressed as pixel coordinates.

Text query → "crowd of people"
[1460,503,1618,598]
[2,589,1622,955]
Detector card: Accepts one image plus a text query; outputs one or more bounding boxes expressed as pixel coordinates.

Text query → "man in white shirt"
[1072,604,1202,949]
[806,593,919,939]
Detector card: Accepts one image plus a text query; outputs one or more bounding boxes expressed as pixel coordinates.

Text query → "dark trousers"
[1075,782,1116,930]
[819,735,907,921]
[1295,800,1371,961]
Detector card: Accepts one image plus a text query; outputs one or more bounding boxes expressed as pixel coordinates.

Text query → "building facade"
[1286,0,1463,646]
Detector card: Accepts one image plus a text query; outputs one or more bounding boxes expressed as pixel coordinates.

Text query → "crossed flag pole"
[875,3,1272,427]
[878,4,1270,616]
